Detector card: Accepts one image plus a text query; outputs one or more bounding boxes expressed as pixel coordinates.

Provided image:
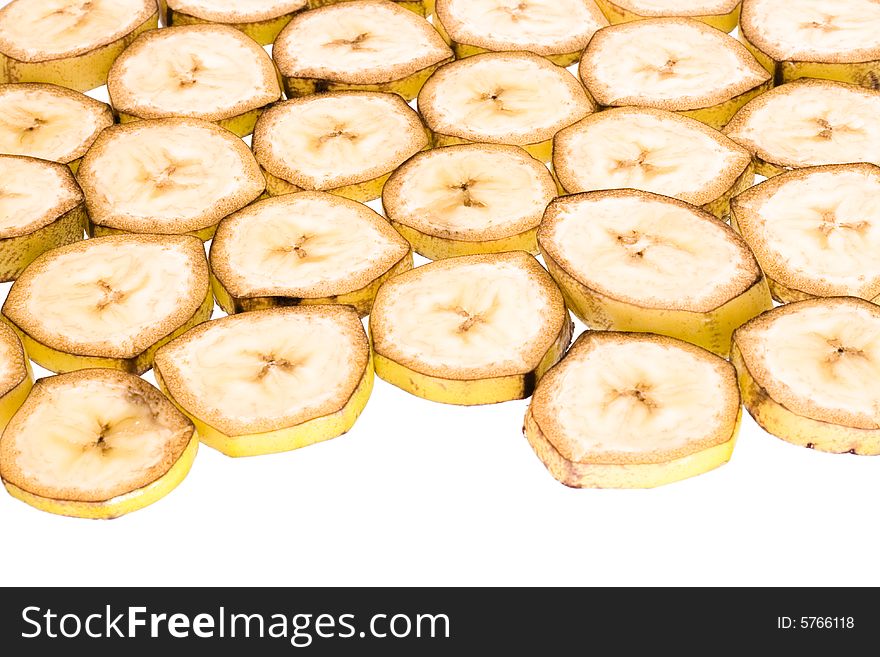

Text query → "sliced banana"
[154,306,373,458]
[0,322,32,433]
[382,143,557,258]
[274,0,452,100]
[595,0,742,32]
[538,190,772,356]
[0,0,158,92]
[2,234,212,375]
[724,79,880,177]
[525,331,740,489]
[553,107,753,218]
[252,91,429,202]
[0,155,85,281]
[162,0,308,45]
[0,369,196,519]
[732,297,880,455]
[370,251,572,405]
[741,0,880,88]
[579,18,771,129]
[308,0,435,18]
[418,51,594,161]
[210,192,413,316]
[433,0,608,66]
[730,163,880,303]
[107,24,281,137]
[77,119,264,240]
[0,83,113,170]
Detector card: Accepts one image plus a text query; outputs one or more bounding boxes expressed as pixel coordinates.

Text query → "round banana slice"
[370,251,572,405]
[732,297,880,455]
[538,190,772,356]
[0,83,113,171]
[154,306,373,458]
[553,107,753,218]
[382,144,557,258]
[730,164,880,303]
[418,52,594,161]
[2,234,212,375]
[77,119,264,240]
[525,331,740,489]
[594,0,742,32]
[433,0,608,66]
[0,0,157,92]
[107,24,282,137]
[0,155,85,281]
[161,0,308,45]
[579,18,771,129]
[0,369,197,519]
[309,0,434,16]
[740,0,880,88]
[210,192,413,315]
[274,0,452,100]
[252,91,428,202]
[724,79,880,177]
[0,322,32,433]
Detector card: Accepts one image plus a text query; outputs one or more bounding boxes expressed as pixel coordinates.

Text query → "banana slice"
[724,79,880,177]
[382,144,557,258]
[0,322,32,433]
[595,0,742,32]
[732,297,880,455]
[730,163,880,303]
[0,83,113,171]
[433,0,608,66]
[0,0,157,92]
[210,192,413,315]
[525,331,740,489]
[309,0,434,16]
[252,91,429,202]
[273,0,452,100]
[154,306,373,458]
[553,107,753,218]
[579,18,771,129]
[2,234,212,375]
[0,369,196,519]
[741,0,880,88]
[161,0,308,45]
[107,24,281,137]
[370,251,572,405]
[0,155,85,281]
[418,51,594,161]
[538,190,772,356]
[77,119,264,240]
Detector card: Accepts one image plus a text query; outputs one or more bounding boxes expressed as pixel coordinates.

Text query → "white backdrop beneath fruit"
[1,2,878,587]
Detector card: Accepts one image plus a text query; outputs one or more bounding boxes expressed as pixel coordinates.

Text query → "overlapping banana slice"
[252,91,429,201]
[553,107,753,218]
[0,369,197,519]
[308,0,435,18]
[433,0,608,66]
[154,306,373,458]
[418,52,594,161]
[538,190,772,356]
[77,119,264,240]
[732,297,880,455]
[107,24,281,137]
[730,164,880,303]
[0,322,32,432]
[210,192,413,315]
[579,18,771,129]
[0,155,85,281]
[2,235,212,375]
[273,0,452,99]
[724,79,880,177]
[161,0,308,45]
[382,144,557,258]
[525,332,741,489]
[0,83,112,171]
[740,0,880,88]
[595,0,742,32]
[0,0,157,92]
[370,252,572,405]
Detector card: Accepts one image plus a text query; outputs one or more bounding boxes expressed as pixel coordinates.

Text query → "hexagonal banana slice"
[595,0,742,32]
[0,322,32,433]
[161,0,308,45]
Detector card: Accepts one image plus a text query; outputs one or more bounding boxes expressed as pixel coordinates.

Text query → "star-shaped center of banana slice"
[326,32,374,51]
[503,2,530,20]
[255,353,299,380]
[615,230,655,258]
[814,208,869,238]
[803,14,837,32]
[94,279,126,311]
[449,179,486,208]
[813,116,862,140]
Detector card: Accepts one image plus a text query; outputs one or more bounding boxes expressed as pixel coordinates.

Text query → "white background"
[1,3,878,587]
